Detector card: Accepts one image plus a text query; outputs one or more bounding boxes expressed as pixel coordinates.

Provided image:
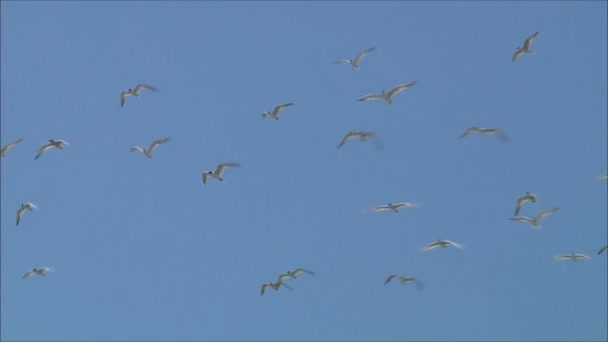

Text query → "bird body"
[16,202,38,226]
[513,31,539,61]
[120,84,157,107]
[202,163,240,185]
[262,103,294,120]
[333,47,376,70]
[130,137,171,159]
[510,207,559,229]
[1,137,23,157]
[35,139,69,160]
[357,81,416,105]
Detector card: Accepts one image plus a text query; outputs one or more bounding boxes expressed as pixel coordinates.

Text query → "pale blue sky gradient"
[1,1,607,341]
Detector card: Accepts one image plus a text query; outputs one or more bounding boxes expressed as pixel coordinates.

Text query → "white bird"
[262,103,294,120]
[514,192,537,216]
[337,131,382,149]
[260,279,293,296]
[554,253,591,262]
[357,81,417,105]
[421,239,464,252]
[597,244,608,255]
[596,173,608,181]
[333,47,376,70]
[202,162,240,185]
[512,31,539,62]
[277,268,315,283]
[371,202,419,213]
[34,139,69,160]
[510,207,559,229]
[458,127,509,142]
[120,84,158,107]
[384,274,424,290]
[22,267,54,279]
[16,202,38,226]
[1,137,23,157]
[130,137,171,159]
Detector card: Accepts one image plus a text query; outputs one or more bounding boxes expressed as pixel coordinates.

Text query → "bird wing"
[353,47,376,65]
[22,270,35,279]
[333,59,352,65]
[554,255,569,261]
[120,91,130,107]
[16,207,26,226]
[293,268,314,276]
[1,137,23,156]
[458,127,477,139]
[371,205,390,212]
[512,48,525,62]
[202,173,209,185]
[510,216,535,224]
[536,207,559,220]
[34,143,54,160]
[598,244,608,255]
[272,103,294,116]
[446,240,464,249]
[575,254,591,260]
[148,137,171,153]
[523,32,539,50]
[387,81,416,99]
[384,274,398,285]
[421,241,442,251]
[134,84,158,93]
[130,146,144,153]
[215,162,241,175]
[394,202,417,209]
[277,274,291,283]
[357,93,384,102]
[493,129,509,142]
[337,132,358,148]
[260,284,269,295]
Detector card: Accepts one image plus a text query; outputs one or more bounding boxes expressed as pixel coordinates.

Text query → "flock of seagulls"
[2,31,606,294]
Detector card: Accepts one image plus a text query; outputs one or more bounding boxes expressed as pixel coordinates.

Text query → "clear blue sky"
[1,1,607,341]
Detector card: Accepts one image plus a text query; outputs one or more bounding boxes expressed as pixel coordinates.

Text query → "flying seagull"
[277,268,315,283]
[510,207,559,229]
[597,244,608,255]
[337,131,382,149]
[371,202,419,213]
[1,138,23,157]
[596,173,608,181]
[22,267,54,279]
[16,202,38,226]
[130,137,171,159]
[384,274,424,290]
[34,139,69,160]
[202,162,240,185]
[512,31,539,62]
[260,279,293,296]
[357,81,417,105]
[120,84,158,107]
[514,192,537,216]
[262,103,294,120]
[333,47,376,70]
[554,253,591,262]
[421,239,464,252]
[458,127,509,142]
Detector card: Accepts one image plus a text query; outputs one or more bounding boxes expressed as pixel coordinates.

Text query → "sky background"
[1,1,607,341]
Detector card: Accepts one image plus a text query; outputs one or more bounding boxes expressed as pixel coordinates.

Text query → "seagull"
[554,253,591,262]
[596,173,608,181]
[336,131,382,149]
[277,268,315,283]
[514,192,537,216]
[357,81,417,105]
[597,244,608,255]
[458,127,509,142]
[421,239,464,252]
[260,279,293,296]
[262,103,294,120]
[130,137,171,159]
[202,162,240,185]
[1,137,23,157]
[371,202,419,213]
[22,267,54,279]
[333,47,376,70]
[510,207,559,229]
[512,31,539,62]
[120,84,158,107]
[34,139,69,160]
[384,274,424,290]
[16,202,38,226]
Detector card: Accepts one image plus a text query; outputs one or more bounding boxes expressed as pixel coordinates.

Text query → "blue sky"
[1,1,607,341]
